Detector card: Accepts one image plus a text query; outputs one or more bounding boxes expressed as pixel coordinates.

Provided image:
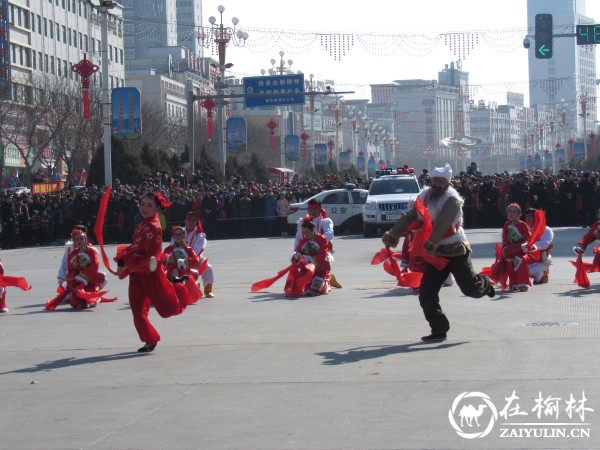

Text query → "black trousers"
[418,251,491,333]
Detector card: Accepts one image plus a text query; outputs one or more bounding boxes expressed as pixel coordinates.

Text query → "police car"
[287,184,369,233]
[362,166,420,237]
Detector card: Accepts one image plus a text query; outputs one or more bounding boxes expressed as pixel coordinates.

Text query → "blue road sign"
[243,74,305,108]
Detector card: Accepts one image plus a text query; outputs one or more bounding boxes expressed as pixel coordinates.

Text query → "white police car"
[362,166,420,237]
[287,184,369,233]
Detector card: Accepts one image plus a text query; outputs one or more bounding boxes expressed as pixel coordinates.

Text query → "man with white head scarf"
[382,163,495,342]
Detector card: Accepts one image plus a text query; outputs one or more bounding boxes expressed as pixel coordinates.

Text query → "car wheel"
[363,223,376,237]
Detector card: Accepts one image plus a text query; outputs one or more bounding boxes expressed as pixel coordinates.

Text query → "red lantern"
[300,132,310,158]
[589,132,597,156]
[266,118,279,151]
[200,98,216,139]
[327,139,335,161]
[568,138,575,159]
[71,54,99,120]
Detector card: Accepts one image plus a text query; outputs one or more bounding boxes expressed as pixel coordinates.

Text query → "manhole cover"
[525,321,579,327]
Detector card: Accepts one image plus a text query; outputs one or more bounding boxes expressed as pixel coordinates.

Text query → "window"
[43,18,47,36]
[38,52,43,71]
[351,190,367,205]
[63,60,68,78]
[79,32,83,49]
[37,16,41,35]
[62,26,67,44]
[49,20,53,38]
[44,54,48,73]
[119,49,123,64]
[50,56,55,74]
[84,34,88,51]
[108,44,112,61]
[32,51,36,69]
[322,192,349,205]
[56,23,60,41]
[57,58,62,76]
[30,13,35,32]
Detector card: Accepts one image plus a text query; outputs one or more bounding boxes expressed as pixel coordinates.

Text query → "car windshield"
[368,178,420,195]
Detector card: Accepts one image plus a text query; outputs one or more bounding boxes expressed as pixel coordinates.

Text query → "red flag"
[526,210,546,250]
[251,264,292,292]
[0,275,31,291]
[94,187,118,275]
[573,254,590,288]
[371,247,402,265]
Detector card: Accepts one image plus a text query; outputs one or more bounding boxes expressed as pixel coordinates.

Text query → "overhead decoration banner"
[285,135,300,161]
[315,144,327,165]
[226,118,247,153]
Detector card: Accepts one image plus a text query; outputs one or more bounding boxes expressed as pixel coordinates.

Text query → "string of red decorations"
[300,131,310,159]
[71,54,99,120]
[265,118,279,151]
[200,98,216,139]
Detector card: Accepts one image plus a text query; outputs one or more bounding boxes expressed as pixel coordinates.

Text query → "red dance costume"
[45,245,114,310]
[577,222,600,269]
[501,220,532,290]
[117,214,186,346]
[0,261,32,312]
[162,242,203,304]
[66,244,106,308]
[285,232,330,297]
[401,220,426,273]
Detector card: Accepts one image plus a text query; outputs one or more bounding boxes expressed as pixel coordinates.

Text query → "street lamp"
[199,5,248,177]
[260,51,296,169]
[85,0,116,187]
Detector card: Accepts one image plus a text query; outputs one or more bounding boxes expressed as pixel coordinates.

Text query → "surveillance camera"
[523,37,531,49]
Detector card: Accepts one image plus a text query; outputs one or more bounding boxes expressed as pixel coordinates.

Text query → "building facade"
[527,0,597,147]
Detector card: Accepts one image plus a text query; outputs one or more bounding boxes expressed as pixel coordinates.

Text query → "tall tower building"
[122,0,178,60]
[176,0,202,58]
[527,0,597,139]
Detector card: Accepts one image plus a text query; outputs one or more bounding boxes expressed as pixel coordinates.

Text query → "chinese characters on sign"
[243,74,305,108]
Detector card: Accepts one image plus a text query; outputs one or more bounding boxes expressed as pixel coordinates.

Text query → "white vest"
[418,186,466,246]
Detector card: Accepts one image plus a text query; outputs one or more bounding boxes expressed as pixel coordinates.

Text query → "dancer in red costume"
[45,226,114,310]
[0,259,32,313]
[497,203,532,292]
[163,226,203,305]
[573,208,600,271]
[116,192,187,353]
[285,217,330,297]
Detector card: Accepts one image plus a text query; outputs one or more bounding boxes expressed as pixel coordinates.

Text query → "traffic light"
[535,13,553,59]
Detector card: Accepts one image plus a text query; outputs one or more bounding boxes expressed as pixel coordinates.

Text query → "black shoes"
[421,332,447,342]
[487,285,496,298]
[172,275,189,284]
[137,344,156,353]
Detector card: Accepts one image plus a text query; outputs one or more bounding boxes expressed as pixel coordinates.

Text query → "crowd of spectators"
[0,170,368,248]
[1,163,598,249]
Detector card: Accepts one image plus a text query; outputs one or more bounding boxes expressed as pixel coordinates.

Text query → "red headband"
[154,192,172,208]
[71,226,87,239]
[171,225,185,234]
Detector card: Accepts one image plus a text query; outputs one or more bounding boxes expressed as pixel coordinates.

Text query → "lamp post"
[200,5,248,177]
[85,0,116,187]
[579,92,590,161]
[261,51,295,168]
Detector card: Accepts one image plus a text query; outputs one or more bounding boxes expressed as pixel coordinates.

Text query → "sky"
[200,0,600,107]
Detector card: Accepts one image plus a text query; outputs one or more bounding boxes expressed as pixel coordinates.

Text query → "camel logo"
[448,391,498,439]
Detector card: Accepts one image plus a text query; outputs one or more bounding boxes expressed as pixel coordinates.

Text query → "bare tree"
[0,75,78,186]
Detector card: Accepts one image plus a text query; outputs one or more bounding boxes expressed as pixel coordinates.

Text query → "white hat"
[430,163,452,181]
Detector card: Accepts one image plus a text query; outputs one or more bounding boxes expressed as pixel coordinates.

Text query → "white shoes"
[0,307,8,313]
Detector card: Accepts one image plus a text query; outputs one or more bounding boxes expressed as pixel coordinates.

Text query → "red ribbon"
[412,197,449,270]
[94,187,118,275]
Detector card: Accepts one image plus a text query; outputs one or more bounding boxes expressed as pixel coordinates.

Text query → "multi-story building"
[121,0,177,61]
[4,0,125,183]
[527,0,597,146]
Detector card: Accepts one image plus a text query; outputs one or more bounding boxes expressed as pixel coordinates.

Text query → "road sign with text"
[243,74,305,108]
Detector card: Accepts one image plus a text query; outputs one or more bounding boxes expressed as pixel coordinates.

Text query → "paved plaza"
[0,227,599,449]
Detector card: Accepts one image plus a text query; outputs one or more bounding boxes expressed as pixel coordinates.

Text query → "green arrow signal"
[538,44,550,56]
